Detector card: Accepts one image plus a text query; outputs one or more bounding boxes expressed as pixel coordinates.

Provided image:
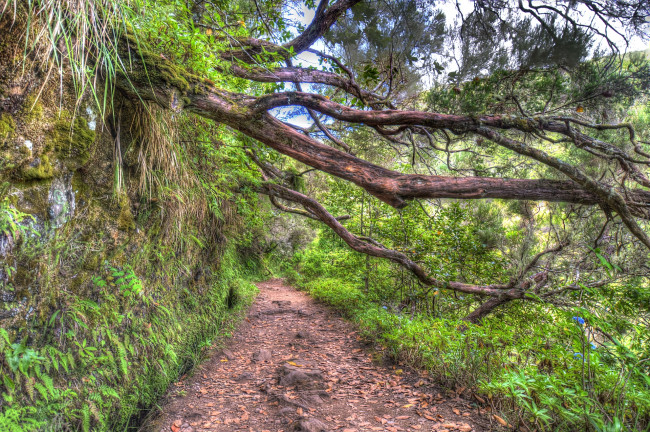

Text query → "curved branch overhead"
[171,83,650,222]
[112,0,650,254]
[257,181,568,323]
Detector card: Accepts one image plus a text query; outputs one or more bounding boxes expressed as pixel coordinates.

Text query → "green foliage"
[0,53,269,432]
[3,2,648,432]
[292,178,507,317]
[0,194,35,240]
[0,247,259,431]
[289,245,650,431]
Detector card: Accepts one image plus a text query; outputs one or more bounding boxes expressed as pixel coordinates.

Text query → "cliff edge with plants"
[0,13,274,431]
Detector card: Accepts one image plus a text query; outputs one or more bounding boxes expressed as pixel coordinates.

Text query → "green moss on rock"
[82,252,104,270]
[0,113,16,141]
[22,154,55,180]
[120,43,190,93]
[118,32,206,99]
[117,194,135,231]
[20,94,45,123]
[52,117,96,167]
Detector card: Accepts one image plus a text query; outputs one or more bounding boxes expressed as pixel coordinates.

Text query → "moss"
[12,180,50,218]
[22,154,54,180]
[117,194,135,231]
[51,117,96,167]
[20,94,44,123]
[124,45,190,92]
[0,181,9,200]
[82,252,104,270]
[0,113,16,141]
[118,32,205,97]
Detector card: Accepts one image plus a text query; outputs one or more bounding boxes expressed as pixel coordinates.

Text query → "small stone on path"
[298,418,329,432]
[253,348,272,362]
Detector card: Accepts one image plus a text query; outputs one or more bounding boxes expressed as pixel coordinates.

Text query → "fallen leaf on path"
[493,414,510,427]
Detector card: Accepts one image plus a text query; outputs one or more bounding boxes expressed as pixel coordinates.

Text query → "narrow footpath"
[145,279,493,432]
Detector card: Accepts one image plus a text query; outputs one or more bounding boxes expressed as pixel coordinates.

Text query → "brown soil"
[144,279,495,432]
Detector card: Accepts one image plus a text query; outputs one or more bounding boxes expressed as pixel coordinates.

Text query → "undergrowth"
[283,245,650,432]
[0,244,259,431]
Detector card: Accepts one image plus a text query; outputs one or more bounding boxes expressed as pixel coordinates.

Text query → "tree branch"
[257,182,514,297]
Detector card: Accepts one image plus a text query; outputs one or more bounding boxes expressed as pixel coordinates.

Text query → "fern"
[0,406,44,432]
[34,382,48,402]
[2,373,15,394]
[99,385,119,399]
[67,351,76,370]
[59,353,68,374]
[41,374,55,398]
[25,377,34,401]
[116,341,128,379]
[81,404,91,432]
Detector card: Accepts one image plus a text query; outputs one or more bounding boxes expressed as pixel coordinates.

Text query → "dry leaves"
[493,414,511,427]
[159,281,486,432]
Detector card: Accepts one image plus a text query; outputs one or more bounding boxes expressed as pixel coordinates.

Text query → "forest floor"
[144,279,495,432]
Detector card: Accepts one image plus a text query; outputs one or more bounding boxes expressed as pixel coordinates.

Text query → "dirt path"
[146,279,492,432]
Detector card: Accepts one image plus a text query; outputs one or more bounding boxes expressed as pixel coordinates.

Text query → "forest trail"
[146,279,491,432]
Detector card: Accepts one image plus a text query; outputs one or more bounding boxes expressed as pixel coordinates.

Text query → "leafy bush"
[290,246,650,431]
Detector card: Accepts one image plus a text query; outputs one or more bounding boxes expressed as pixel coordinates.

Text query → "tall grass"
[1,0,133,116]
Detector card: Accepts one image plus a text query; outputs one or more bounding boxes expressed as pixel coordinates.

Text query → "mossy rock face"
[22,154,55,180]
[20,95,44,123]
[0,17,265,431]
[117,194,136,231]
[0,113,15,142]
[12,181,50,220]
[52,117,96,168]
